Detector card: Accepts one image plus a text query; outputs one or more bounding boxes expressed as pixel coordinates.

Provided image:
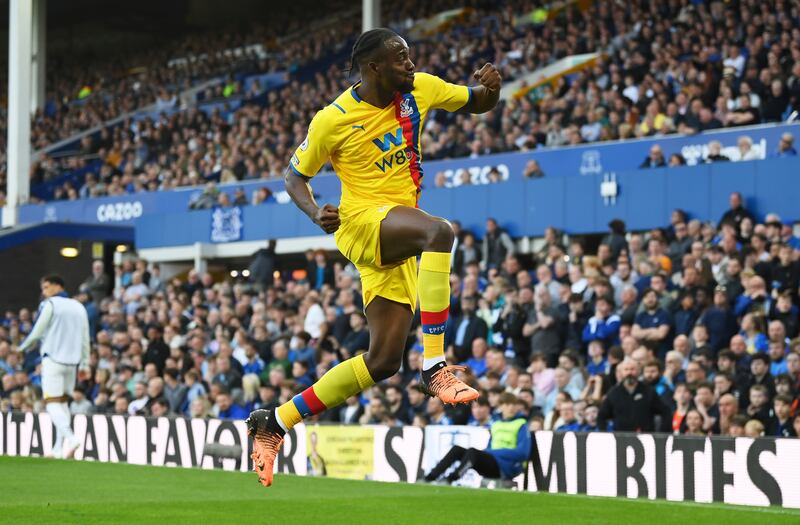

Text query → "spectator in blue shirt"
[643,359,674,408]
[214,388,249,419]
[555,399,581,431]
[289,331,316,370]
[586,340,609,376]
[241,340,266,376]
[739,312,770,354]
[582,295,621,349]
[580,402,600,431]
[465,337,489,377]
[734,277,772,318]
[673,292,699,337]
[340,313,371,357]
[292,360,315,388]
[632,288,673,358]
[768,341,790,377]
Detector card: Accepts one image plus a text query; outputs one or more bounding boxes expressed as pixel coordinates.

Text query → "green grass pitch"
[1,456,799,525]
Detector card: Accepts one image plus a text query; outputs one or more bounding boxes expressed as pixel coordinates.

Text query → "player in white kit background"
[16,275,90,459]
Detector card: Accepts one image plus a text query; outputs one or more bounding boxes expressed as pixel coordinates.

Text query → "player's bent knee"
[363,353,402,381]
[425,219,454,252]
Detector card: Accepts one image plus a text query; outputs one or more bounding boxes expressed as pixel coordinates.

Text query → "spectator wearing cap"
[775,132,797,157]
[582,295,621,350]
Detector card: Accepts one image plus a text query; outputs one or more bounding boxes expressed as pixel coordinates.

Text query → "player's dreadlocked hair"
[346,28,399,77]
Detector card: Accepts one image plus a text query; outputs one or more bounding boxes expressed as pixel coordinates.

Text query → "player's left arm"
[16,300,53,353]
[462,63,502,114]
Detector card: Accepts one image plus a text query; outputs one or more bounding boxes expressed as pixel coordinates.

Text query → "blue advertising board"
[134,156,800,249]
[20,123,800,229]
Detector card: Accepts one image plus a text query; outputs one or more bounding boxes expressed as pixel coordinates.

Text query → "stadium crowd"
[21,0,800,204]
[2,191,800,440]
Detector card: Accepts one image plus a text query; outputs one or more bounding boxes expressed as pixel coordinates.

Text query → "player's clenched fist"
[314,203,340,234]
[473,63,502,92]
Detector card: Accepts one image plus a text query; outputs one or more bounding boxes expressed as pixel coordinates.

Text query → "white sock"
[46,403,65,455]
[422,356,446,371]
[47,403,75,456]
[273,409,289,433]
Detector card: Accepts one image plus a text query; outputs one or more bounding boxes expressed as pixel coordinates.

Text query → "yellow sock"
[275,354,375,431]
[419,251,451,362]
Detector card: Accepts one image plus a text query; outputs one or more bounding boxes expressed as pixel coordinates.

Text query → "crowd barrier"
[2,411,799,508]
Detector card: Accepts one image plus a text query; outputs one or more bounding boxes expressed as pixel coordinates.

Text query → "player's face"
[380,37,415,93]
